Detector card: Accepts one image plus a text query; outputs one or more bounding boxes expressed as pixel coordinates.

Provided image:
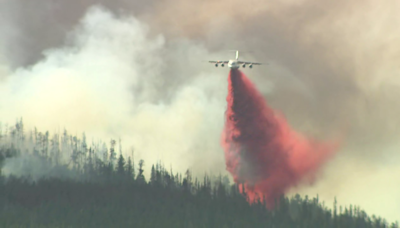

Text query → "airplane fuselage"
[228,60,240,69]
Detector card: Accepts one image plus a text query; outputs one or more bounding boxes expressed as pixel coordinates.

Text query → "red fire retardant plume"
[221,69,338,209]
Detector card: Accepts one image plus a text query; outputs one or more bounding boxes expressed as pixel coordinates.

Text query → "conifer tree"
[130,148,135,180]
[136,159,146,184]
[126,156,134,180]
[150,164,156,185]
[109,139,116,168]
[117,154,126,177]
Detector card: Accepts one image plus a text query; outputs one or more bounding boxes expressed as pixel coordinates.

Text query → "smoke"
[222,69,337,208]
[0,0,399,222]
[0,5,228,178]
[2,154,78,181]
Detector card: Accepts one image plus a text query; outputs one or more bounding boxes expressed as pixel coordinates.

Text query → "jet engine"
[242,64,246,68]
[221,63,225,67]
[215,63,218,67]
[249,64,253,68]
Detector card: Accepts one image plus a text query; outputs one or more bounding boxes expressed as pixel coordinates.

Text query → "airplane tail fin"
[228,50,254,60]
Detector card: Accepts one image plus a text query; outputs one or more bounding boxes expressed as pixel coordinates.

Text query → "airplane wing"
[238,61,263,65]
[209,60,229,64]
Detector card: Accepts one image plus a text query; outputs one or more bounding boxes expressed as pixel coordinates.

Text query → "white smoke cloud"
[0,5,230,177]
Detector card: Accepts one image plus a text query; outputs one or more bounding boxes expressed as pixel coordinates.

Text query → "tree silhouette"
[0,119,397,228]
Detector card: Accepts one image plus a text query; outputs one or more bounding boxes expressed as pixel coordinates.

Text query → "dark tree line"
[0,119,398,228]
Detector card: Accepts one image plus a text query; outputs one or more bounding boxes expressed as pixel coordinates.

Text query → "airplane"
[208,50,263,69]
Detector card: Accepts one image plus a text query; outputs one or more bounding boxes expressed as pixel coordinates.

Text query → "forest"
[0,119,398,228]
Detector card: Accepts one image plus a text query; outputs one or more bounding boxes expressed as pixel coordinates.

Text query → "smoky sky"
[1,0,400,222]
[0,0,155,67]
[2,0,400,147]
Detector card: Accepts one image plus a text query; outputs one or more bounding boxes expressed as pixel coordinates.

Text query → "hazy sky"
[0,0,399,222]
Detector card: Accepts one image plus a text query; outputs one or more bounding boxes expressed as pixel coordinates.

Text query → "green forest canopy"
[0,119,398,228]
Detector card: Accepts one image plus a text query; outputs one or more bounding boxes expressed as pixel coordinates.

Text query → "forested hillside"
[0,120,398,228]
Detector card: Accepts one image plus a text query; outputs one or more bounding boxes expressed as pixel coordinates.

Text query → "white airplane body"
[208,50,263,69]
